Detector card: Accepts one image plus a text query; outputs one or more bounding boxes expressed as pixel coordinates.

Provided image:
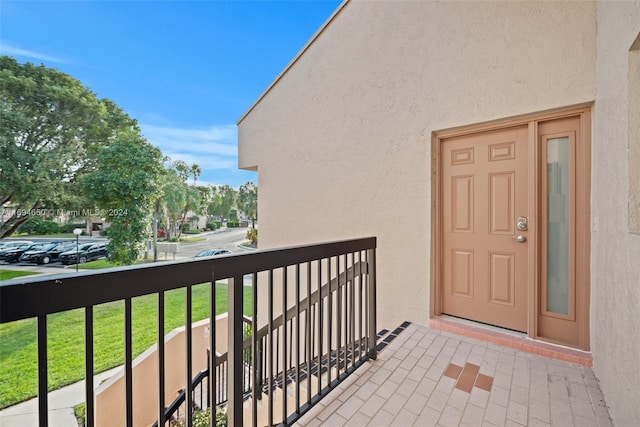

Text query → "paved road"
[157,227,251,258]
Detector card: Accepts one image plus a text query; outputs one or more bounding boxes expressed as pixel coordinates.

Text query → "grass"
[78,259,115,269]
[78,259,177,269]
[178,236,206,243]
[0,282,252,409]
[74,402,85,426]
[11,233,78,239]
[0,269,40,281]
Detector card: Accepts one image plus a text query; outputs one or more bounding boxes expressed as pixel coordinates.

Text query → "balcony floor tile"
[295,323,613,427]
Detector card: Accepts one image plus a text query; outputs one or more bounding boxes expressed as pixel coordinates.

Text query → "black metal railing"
[0,237,377,427]
[155,317,254,426]
[242,248,377,426]
[159,369,209,426]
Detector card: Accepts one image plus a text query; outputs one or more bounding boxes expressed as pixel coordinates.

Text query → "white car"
[194,248,232,258]
[0,240,34,251]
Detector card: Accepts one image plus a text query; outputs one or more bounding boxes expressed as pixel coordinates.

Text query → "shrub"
[16,218,37,234]
[17,217,60,235]
[176,408,227,427]
[206,221,218,231]
[60,222,87,233]
[246,228,258,246]
[181,223,191,232]
[227,221,240,228]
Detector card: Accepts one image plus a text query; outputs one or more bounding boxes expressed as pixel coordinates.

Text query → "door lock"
[516,216,528,231]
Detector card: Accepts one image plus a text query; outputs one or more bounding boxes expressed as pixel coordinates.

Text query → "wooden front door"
[441,125,529,332]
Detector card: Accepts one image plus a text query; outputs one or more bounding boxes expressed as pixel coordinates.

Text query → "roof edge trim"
[237,0,350,125]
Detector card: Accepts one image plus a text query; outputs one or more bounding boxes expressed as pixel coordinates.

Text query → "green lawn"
[0,282,252,409]
[79,259,145,269]
[77,259,115,269]
[179,236,206,243]
[80,259,176,269]
[0,269,40,281]
[11,233,78,239]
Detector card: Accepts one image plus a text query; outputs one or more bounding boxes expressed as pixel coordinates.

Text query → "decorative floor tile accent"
[443,362,493,393]
[474,373,493,391]
[443,363,462,379]
[375,321,411,352]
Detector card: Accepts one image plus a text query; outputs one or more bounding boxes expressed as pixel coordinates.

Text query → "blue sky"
[0,0,341,188]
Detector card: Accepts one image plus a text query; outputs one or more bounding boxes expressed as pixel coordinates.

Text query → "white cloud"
[0,43,67,63]
[164,152,237,171]
[140,123,240,172]
[194,179,232,189]
[141,124,238,157]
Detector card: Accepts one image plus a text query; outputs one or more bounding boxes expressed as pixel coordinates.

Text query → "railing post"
[367,248,377,360]
[227,275,244,426]
[37,315,48,427]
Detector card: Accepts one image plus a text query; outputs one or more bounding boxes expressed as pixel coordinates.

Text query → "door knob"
[513,235,527,243]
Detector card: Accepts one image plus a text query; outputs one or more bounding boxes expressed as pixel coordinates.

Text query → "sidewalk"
[0,367,120,427]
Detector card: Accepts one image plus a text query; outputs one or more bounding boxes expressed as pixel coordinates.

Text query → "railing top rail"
[0,237,376,323]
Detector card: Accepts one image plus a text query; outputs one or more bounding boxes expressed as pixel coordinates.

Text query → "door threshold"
[430,316,592,367]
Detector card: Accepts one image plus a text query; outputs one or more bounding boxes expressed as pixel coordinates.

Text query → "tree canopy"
[81,131,164,265]
[0,56,258,261]
[0,56,137,238]
[238,181,258,227]
[207,184,237,223]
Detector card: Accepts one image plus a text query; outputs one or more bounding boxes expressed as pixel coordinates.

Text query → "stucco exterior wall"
[238,0,596,330]
[629,33,640,233]
[592,2,640,425]
[95,315,229,427]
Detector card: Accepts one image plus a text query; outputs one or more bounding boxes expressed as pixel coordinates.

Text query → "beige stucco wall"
[629,33,640,233]
[238,0,596,329]
[592,1,640,425]
[95,315,229,427]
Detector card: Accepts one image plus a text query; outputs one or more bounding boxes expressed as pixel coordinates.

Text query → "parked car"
[194,248,231,258]
[19,241,76,265]
[58,243,108,265]
[0,240,34,251]
[0,242,46,263]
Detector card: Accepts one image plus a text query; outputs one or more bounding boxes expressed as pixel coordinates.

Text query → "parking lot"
[0,227,251,274]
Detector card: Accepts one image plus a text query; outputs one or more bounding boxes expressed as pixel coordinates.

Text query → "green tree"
[0,56,137,237]
[150,155,173,260]
[159,160,202,240]
[81,132,163,265]
[238,181,258,228]
[177,185,202,238]
[207,184,237,223]
[161,166,186,240]
[174,161,202,239]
